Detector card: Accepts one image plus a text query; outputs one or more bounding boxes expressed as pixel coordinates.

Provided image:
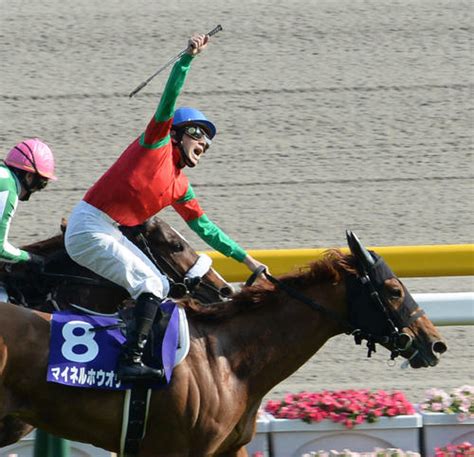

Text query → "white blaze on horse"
[0,231,446,457]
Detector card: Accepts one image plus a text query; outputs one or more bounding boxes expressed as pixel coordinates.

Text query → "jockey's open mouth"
[193,146,205,160]
[183,146,205,167]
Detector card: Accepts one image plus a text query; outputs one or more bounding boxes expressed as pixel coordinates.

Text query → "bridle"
[133,231,227,300]
[345,253,425,360]
[246,231,427,362]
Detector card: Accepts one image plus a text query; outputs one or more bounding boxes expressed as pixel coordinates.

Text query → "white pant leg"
[65,201,169,299]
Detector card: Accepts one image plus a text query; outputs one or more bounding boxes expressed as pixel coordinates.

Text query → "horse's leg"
[0,416,34,447]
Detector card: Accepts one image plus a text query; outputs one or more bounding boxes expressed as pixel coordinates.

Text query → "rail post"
[33,429,70,457]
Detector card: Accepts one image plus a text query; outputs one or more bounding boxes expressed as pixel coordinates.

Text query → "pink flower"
[264,388,414,429]
[431,402,444,412]
[420,385,474,416]
[434,441,473,456]
[344,419,354,429]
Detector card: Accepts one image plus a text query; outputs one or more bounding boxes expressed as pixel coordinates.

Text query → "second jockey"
[0,139,57,301]
[64,34,268,382]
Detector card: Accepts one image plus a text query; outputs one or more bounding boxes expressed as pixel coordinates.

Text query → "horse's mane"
[183,249,358,320]
[144,215,172,235]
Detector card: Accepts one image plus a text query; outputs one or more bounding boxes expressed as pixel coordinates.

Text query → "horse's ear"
[346,230,375,272]
[60,218,68,234]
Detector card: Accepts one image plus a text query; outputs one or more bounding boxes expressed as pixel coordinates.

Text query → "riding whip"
[129,25,223,98]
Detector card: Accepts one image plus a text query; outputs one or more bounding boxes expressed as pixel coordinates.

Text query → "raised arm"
[141,35,209,148]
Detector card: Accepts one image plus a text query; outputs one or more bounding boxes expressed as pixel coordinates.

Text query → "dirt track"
[1,0,473,404]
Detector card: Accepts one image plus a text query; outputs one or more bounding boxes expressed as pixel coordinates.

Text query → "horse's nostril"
[432,341,447,355]
[220,286,234,298]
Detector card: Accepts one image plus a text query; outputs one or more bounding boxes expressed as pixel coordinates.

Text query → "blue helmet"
[172,107,217,139]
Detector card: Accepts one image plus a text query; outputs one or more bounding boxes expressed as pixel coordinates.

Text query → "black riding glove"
[25,253,46,273]
[184,276,201,292]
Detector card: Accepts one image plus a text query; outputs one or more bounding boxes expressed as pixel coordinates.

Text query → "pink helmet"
[4,138,57,180]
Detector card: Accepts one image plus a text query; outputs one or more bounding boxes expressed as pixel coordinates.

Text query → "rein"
[247,264,425,361]
[262,271,353,331]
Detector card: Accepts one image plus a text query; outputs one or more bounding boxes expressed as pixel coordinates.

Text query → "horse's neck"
[211,282,348,398]
[20,234,64,254]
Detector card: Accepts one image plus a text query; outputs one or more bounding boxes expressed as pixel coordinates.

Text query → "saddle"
[47,301,191,456]
[118,301,190,376]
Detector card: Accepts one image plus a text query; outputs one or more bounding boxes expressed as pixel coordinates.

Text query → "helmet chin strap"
[20,175,38,201]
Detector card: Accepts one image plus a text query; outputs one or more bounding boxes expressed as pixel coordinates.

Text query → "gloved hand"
[25,253,46,273]
[168,282,188,299]
[184,276,201,293]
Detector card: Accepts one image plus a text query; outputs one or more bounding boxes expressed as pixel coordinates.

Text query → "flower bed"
[434,442,474,457]
[419,386,474,418]
[265,389,416,428]
[418,386,474,456]
[264,390,421,456]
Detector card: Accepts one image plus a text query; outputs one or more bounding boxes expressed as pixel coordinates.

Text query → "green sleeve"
[0,169,30,262]
[187,215,248,262]
[154,53,194,122]
[139,53,194,149]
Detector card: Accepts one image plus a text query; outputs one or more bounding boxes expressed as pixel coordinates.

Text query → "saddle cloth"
[47,300,190,390]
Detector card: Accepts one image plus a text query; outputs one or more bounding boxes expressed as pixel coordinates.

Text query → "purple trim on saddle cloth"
[161,300,180,383]
[47,300,180,390]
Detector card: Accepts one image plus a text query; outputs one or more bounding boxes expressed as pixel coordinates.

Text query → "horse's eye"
[390,288,403,299]
[171,242,184,252]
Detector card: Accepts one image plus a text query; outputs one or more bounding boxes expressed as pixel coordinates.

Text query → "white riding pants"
[64,200,169,300]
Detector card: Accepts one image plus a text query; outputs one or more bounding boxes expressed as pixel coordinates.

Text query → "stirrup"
[117,361,165,382]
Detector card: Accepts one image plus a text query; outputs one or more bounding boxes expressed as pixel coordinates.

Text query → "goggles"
[183,125,212,149]
[32,175,49,191]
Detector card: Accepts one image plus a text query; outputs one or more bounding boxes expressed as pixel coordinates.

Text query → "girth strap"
[120,387,152,457]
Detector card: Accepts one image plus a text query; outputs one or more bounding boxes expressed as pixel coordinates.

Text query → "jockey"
[0,139,57,301]
[64,34,268,382]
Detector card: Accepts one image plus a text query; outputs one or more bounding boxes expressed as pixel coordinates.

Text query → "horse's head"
[133,217,234,302]
[345,230,447,368]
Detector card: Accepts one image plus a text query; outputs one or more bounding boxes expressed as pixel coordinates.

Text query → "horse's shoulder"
[32,310,53,322]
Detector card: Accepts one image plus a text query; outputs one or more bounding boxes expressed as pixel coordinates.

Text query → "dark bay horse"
[1,216,233,313]
[0,232,447,456]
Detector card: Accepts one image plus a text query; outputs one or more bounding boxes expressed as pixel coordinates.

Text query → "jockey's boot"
[117,293,165,382]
